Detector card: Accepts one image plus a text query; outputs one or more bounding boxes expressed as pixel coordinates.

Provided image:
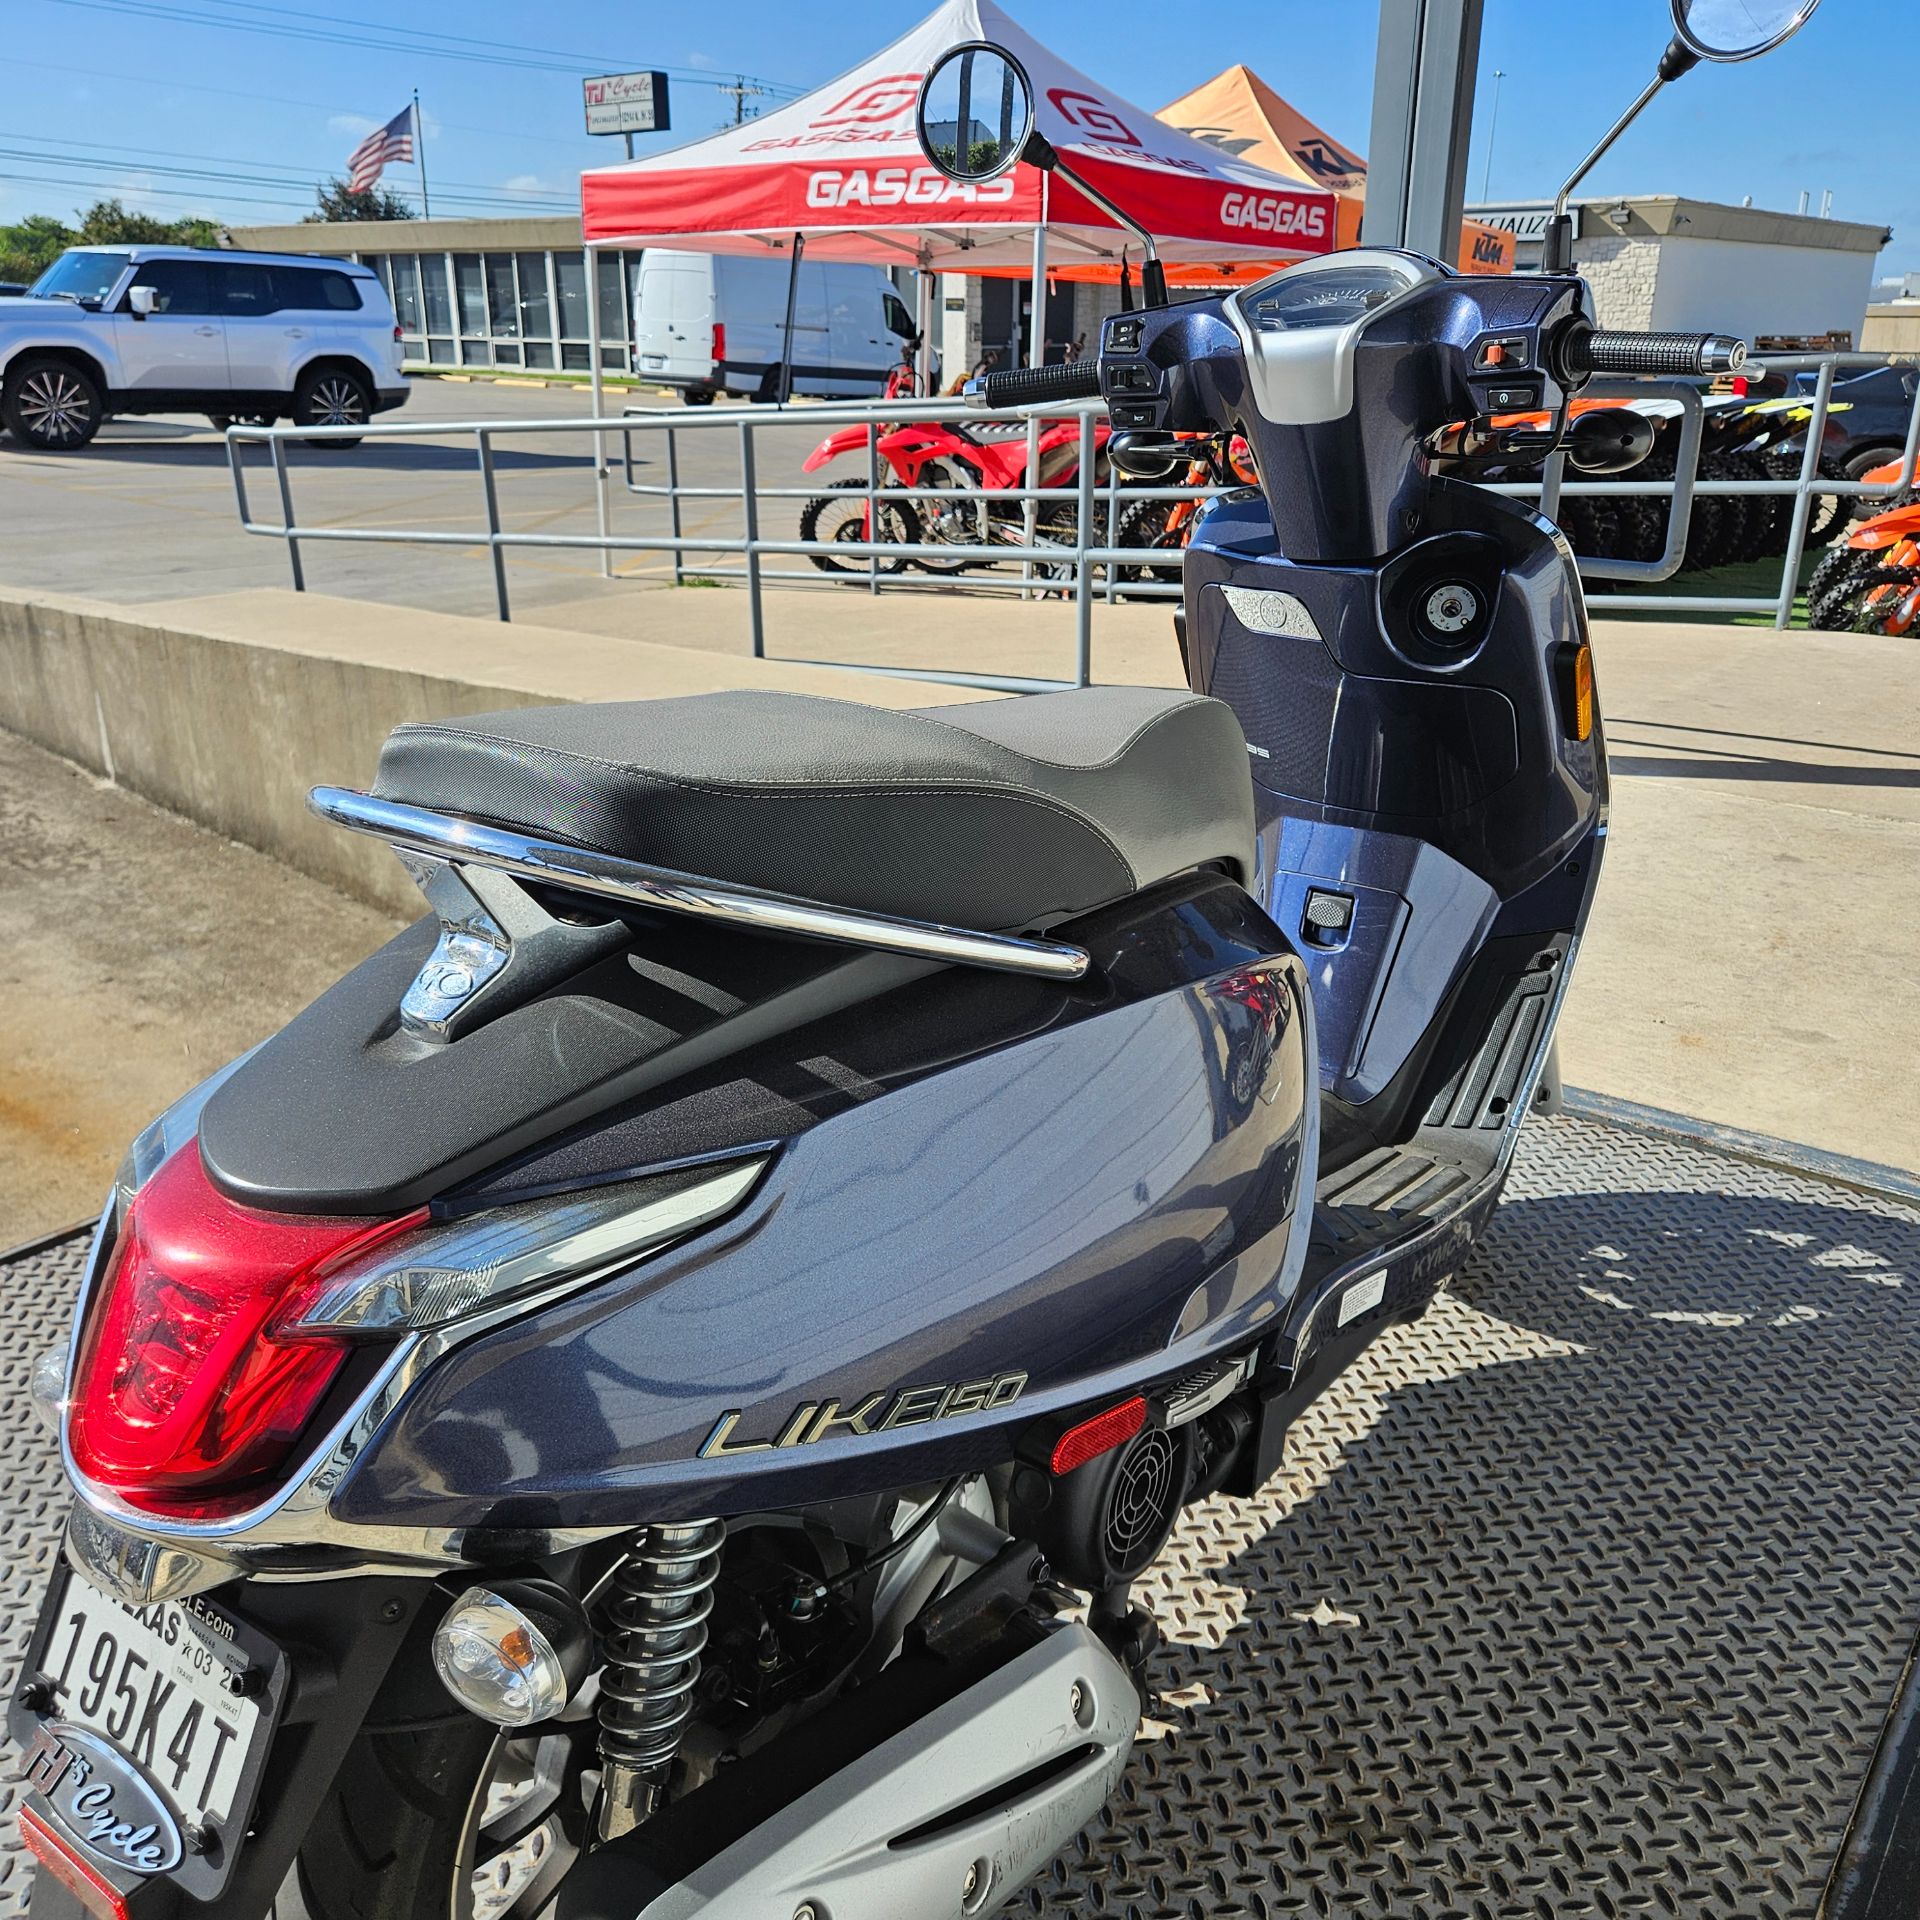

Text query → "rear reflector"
[68,1146,422,1510]
[18,1806,131,1920]
[1050,1396,1148,1476]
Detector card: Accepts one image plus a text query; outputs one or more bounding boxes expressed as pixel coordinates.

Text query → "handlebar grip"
[974,361,1105,410]
[1562,327,1749,379]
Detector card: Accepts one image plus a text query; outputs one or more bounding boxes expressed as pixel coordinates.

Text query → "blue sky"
[3,0,1908,277]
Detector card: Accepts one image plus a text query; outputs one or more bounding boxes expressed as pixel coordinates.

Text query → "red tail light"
[68,1147,422,1512]
[394,323,404,342]
[712,321,726,368]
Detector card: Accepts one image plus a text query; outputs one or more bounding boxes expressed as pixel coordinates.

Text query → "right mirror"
[1670,0,1820,62]
[916,42,1035,183]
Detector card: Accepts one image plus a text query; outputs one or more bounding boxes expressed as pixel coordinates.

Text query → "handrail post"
[666,422,685,587]
[1075,410,1095,688]
[867,419,882,596]
[477,427,511,622]
[1775,356,1836,630]
[270,433,304,593]
[740,419,765,659]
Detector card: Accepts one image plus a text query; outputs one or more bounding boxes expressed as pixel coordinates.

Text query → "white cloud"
[328,112,378,140]
[502,173,559,200]
[686,51,719,70]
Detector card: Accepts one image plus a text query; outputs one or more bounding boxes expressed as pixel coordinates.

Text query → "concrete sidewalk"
[1,581,1914,1243]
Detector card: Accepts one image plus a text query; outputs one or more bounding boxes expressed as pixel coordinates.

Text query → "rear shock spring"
[594,1517,725,1841]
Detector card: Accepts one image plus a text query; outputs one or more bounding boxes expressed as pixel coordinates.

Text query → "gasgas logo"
[806,167,1017,209]
[698,1371,1028,1457]
[814,72,923,125]
[1220,192,1330,239]
[1046,88,1141,147]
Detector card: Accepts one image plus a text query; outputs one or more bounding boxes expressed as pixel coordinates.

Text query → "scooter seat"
[371,687,1255,932]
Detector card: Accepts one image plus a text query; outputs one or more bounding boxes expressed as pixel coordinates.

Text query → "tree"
[306,178,416,224]
[1,201,222,286]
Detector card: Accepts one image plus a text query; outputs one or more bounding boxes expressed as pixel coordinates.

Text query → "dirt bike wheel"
[1114,498,1185,588]
[1806,543,1869,615]
[268,1708,596,1920]
[797,478,918,578]
[1812,561,1920,634]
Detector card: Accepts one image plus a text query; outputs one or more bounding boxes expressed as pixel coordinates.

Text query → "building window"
[516,252,554,367]
[485,253,520,340]
[389,253,423,335]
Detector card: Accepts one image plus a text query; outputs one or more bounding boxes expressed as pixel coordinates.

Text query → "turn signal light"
[68,1146,423,1510]
[1050,1396,1148,1476]
[1555,641,1595,742]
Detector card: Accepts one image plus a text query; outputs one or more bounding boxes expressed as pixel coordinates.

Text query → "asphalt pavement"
[0,377,835,623]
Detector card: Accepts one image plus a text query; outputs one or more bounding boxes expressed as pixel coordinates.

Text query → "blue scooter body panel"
[338,945,1315,1529]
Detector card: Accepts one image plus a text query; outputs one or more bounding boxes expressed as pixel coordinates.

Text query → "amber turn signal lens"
[1555,641,1595,742]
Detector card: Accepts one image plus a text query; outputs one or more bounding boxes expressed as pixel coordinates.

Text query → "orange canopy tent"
[1158,64,1514,276]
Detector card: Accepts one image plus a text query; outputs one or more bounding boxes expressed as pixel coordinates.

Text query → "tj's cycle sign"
[585,72,671,137]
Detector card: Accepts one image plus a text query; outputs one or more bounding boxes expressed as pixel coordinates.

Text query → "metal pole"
[1023,180,1048,597]
[1774,357,1835,629]
[270,435,304,593]
[412,91,431,219]
[1075,410,1095,687]
[587,241,611,580]
[1362,0,1485,259]
[915,255,935,396]
[477,428,511,621]
[666,424,685,586]
[867,420,882,596]
[740,421,765,658]
[778,233,805,407]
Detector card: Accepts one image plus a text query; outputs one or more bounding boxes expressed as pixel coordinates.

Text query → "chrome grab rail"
[309,786,1092,982]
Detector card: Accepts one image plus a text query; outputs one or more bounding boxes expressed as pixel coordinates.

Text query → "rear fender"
[1847,503,1920,550]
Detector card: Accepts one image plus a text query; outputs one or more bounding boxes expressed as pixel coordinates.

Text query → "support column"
[587,241,611,579]
[1361,0,1486,261]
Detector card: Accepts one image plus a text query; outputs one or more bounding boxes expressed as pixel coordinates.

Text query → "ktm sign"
[806,167,1018,208]
[1220,191,1330,239]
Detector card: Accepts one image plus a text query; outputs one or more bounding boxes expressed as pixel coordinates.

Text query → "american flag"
[347,105,416,193]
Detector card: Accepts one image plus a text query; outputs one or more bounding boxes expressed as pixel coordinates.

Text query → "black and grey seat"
[368,687,1255,932]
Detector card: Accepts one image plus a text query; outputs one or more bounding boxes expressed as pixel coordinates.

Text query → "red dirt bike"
[799,413,1112,578]
[1807,455,1920,633]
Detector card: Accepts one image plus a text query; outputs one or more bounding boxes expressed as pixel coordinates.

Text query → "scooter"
[11,7,1809,1919]
[797,410,1110,577]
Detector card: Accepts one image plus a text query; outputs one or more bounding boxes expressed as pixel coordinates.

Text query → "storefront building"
[226,217,644,372]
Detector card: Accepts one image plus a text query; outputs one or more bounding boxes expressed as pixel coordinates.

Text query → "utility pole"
[715,76,767,127]
[1479,68,1505,202]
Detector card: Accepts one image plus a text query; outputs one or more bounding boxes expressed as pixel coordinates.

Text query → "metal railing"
[226,352,1920,693]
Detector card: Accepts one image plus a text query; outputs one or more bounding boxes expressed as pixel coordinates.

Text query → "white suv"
[0,245,409,451]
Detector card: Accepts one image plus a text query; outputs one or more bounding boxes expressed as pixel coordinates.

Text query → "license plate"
[15,1567,287,1900]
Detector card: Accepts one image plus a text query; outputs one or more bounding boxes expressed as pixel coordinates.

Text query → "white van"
[633,249,919,404]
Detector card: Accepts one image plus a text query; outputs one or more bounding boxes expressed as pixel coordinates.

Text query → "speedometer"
[1238,259,1427,333]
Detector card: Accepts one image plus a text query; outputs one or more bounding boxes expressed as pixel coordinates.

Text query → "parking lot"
[0,378,836,622]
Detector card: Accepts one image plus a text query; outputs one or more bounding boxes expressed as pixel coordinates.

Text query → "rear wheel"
[797,476,917,577]
[293,366,372,448]
[679,385,716,407]
[4,355,104,450]
[1812,560,1920,633]
[276,1713,590,1920]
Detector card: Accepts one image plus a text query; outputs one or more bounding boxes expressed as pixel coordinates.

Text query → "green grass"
[1585,546,1829,629]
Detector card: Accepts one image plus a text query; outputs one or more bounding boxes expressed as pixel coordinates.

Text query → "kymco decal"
[1045,89,1141,147]
[815,73,923,125]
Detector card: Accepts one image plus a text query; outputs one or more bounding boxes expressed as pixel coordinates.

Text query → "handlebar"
[1558,326,1749,380]
[969,361,1105,410]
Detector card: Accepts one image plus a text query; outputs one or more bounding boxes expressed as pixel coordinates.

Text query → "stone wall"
[1572,235,1660,330]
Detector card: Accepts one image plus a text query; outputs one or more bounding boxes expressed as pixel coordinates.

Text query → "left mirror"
[916,41,1035,183]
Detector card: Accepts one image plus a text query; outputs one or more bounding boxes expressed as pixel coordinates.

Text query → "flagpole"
[413,89,431,218]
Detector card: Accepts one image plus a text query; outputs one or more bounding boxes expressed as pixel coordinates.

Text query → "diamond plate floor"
[5,1116,1920,1920]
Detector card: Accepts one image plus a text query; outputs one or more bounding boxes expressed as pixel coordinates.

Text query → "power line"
[3,132,578,207]
[31,0,803,93]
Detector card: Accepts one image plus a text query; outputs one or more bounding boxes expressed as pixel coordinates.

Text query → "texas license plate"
[16,1567,287,1899]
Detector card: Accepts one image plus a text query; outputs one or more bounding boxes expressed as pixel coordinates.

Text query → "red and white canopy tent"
[576,0,1341,410]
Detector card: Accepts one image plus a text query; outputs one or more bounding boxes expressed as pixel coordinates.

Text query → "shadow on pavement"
[1036,1138,1920,1918]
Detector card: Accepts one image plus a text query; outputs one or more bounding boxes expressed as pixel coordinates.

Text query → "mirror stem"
[1028,133,1168,307]
[1540,40,1698,275]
